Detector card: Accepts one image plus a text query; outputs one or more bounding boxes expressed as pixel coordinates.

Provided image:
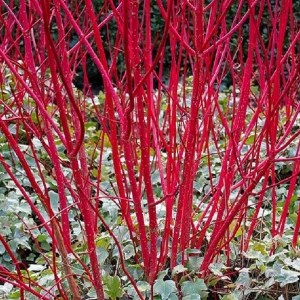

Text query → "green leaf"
[252,242,267,255]
[168,293,179,300]
[220,294,239,300]
[186,249,202,255]
[36,234,48,243]
[126,281,151,300]
[292,259,300,272]
[245,134,255,145]
[209,263,226,276]
[103,275,123,300]
[0,243,5,255]
[154,279,177,300]
[186,256,202,272]
[283,258,300,271]
[102,200,118,224]
[236,270,251,290]
[172,264,187,277]
[8,290,21,299]
[275,268,300,287]
[49,190,59,213]
[126,264,144,281]
[96,247,109,265]
[86,288,97,299]
[181,278,207,297]
[0,282,13,294]
[136,281,151,293]
[95,234,111,249]
[182,294,201,300]
[123,244,135,260]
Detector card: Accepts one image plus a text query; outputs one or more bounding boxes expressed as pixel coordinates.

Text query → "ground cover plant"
[0,0,300,299]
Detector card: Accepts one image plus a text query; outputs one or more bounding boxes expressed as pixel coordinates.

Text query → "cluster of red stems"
[0,0,299,299]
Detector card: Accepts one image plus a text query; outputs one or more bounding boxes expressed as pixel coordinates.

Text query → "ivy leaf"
[172,264,187,277]
[126,264,144,281]
[181,278,208,297]
[153,279,177,300]
[186,256,203,272]
[283,258,300,271]
[95,234,111,249]
[0,282,13,294]
[236,269,251,288]
[168,293,179,300]
[275,269,300,287]
[209,263,226,276]
[127,281,151,300]
[49,190,59,213]
[135,281,151,293]
[27,264,45,272]
[96,247,109,265]
[0,243,5,255]
[102,200,118,224]
[86,288,97,299]
[123,244,135,260]
[157,269,169,280]
[220,294,239,300]
[182,294,201,300]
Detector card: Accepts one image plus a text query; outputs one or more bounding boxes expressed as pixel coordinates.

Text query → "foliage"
[0,0,300,299]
